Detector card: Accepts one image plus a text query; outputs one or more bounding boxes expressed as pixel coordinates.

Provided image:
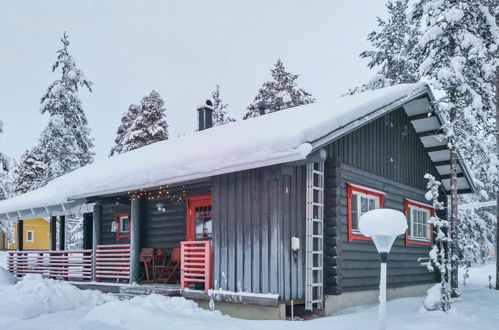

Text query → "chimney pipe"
[197,99,214,131]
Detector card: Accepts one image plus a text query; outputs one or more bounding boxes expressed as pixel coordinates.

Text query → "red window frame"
[404,199,433,246]
[186,195,212,241]
[347,182,385,242]
[115,212,131,241]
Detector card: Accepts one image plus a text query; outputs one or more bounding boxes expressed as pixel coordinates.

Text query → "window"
[115,213,131,241]
[347,182,385,241]
[26,230,34,242]
[404,199,433,245]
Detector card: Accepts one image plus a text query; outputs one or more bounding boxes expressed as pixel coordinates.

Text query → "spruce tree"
[120,90,169,153]
[10,146,47,196]
[109,104,140,156]
[243,59,315,119]
[0,119,13,244]
[39,32,94,182]
[348,0,418,94]
[420,174,452,312]
[0,119,9,200]
[211,85,235,126]
[409,0,499,294]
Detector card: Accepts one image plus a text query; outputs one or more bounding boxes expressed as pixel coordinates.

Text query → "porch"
[6,241,212,293]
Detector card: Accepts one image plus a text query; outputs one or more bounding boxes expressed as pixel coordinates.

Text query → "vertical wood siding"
[211,165,306,301]
[324,108,442,294]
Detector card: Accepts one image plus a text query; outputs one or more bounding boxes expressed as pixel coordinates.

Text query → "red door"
[186,195,212,241]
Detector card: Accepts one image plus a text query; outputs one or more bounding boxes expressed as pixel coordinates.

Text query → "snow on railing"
[180,240,212,292]
[7,249,92,280]
[95,244,130,282]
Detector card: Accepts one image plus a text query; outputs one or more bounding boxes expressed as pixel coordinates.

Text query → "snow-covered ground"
[0,251,497,330]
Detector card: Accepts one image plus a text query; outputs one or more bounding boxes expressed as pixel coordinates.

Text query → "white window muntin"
[119,216,129,233]
[408,205,431,240]
[26,230,34,242]
[351,191,380,232]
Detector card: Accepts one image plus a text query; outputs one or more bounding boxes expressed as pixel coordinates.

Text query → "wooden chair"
[139,248,155,282]
[154,248,180,284]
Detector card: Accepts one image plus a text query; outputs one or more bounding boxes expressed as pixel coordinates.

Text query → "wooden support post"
[130,197,141,284]
[92,203,102,281]
[50,216,57,251]
[83,213,93,250]
[59,215,66,251]
[17,220,23,251]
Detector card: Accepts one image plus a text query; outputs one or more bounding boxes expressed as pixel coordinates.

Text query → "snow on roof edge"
[0,83,442,218]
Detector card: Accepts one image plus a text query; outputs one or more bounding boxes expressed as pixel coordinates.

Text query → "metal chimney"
[197,99,214,131]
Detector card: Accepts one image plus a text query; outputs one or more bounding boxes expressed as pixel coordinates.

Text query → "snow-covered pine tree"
[243,59,315,119]
[347,0,418,94]
[66,214,84,250]
[409,0,499,293]
[420,174,452,312]
[10,146,47,196]
[458,195,496,263]
[211,85,235,126]
[120,90,169,152]
[0,119,13,244]
[0,119,9,200]
[38,32,94,183]
[109,104,140,156]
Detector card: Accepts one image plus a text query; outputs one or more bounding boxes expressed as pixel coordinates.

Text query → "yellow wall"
[8,218,50,250]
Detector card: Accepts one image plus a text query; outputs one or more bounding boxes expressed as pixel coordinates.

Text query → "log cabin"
[0,83,475,319]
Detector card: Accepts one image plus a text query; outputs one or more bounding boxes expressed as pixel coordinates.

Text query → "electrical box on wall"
[291,237,300,251]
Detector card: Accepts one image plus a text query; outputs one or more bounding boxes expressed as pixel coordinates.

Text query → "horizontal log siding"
[101,200,131,245]
[141,182,211,250]
[99,181,211,248]
[211,165,306,301]
[333,163,438,293]
[324,107,441,294]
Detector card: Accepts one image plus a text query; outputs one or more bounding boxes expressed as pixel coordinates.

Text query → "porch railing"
[95,244,130,282]
[7,250,93,280]
[180,240,212,292]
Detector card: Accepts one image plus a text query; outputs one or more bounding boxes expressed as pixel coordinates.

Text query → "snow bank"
[0,83,429,217]
[359,208,408,237]
[422,284,442,311]
[0,250,7,269]
[0,274,114,320]
[0,267,17,286]
[81,294,227,330]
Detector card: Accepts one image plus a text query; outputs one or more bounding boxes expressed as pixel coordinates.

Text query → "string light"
[114,185,188,205]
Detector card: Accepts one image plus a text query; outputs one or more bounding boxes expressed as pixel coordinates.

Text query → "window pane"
[360,196,369,215]
[351,194,358,230]
[120,217,129,233]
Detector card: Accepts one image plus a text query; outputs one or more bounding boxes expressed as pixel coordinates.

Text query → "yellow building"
[8,218,50,250]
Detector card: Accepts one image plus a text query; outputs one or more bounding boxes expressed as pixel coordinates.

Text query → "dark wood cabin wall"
[99,181,211,248]
[100,200,131,245]
[329,163,440,293]
[324,108,442,294]
[328,108,440,191]
[211,164,306,301]
[141,182,211,250]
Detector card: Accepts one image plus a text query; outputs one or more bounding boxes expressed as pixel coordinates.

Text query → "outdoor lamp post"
[359,208,407,330]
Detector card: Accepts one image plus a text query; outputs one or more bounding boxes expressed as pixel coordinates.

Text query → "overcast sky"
[0,0,388,161]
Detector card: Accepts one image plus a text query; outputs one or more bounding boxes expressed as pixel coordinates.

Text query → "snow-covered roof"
[0,82,474,220]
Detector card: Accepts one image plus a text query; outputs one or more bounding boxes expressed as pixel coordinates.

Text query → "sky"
[0,0,389,161]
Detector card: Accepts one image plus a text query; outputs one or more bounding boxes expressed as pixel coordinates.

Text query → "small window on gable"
[115,213,131,241]
[347,182,385,241]
[26,230,34,242]
[404,199,433,245]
